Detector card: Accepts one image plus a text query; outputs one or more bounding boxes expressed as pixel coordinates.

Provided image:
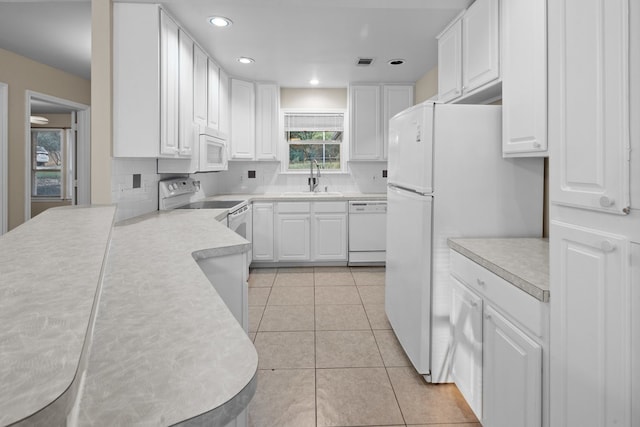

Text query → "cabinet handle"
[484,313,492,320]
[476,278,485,287]
[600,240,617,253]
[599,196,615,207]
[470,301,478,308]
[533,142,541,148]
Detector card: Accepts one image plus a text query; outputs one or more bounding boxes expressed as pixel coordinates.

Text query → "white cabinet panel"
[177,29,193,157]
[113,3,160,157]
[502,0,547,157]
[349,85,381,160]
[313,214,347,261]
[219,68,230,135]
[193,44,208,128]
[230,79,255,159]
[382,85,413,160]
[207,58,220,130]
[550,221,631,427]
[462,0,500,93]
[255,84,279,160]
[483,305,542,427]
[450,277,483,419]
[159,10,180,157]
[549,0,630,214]
[252,202,274,261]
[277,214,310,261]
[437,18,463,103]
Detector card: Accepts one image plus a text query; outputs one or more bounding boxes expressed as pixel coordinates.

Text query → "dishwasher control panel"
[349,201,387,213]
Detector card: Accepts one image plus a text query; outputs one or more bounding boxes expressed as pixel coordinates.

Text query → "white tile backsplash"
[111,158,160,222]
[197,161,387,196]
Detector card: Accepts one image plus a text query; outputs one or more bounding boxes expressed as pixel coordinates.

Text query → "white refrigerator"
[385,101,543,383]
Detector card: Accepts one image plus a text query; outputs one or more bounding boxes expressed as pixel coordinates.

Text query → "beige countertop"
[0,207,257,426]
[448,238,550,302]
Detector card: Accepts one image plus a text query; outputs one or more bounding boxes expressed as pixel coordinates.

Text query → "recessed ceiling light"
[309,79,319,86]
[237,57,255,64]
[388,59,406,66]
[208,16,232,27]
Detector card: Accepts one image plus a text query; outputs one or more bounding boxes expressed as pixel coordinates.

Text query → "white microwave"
[199,127,228,172]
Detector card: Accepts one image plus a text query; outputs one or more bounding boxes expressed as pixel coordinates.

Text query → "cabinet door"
[382,85,413,160]
[230,79,255,159]
[548,0,630,214]
[313,213,347,261]
[462,0,500,94]
[219,68,230,135]
[483,305,542,427]
[277,214,310,261]
[193,44,208,128]
[550,221,631,427]
[207,58,220,130]
[450,277,483,420]
[437,19,463,103]
[349,85,381,160]
[502,0,547,157]
[255,84,279,160]
[177,29,193,157]
[160,10,180,156]
[252,202,274,261]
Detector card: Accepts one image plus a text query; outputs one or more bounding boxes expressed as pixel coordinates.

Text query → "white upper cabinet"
[159,10,180,157]
[462,0,500,94]
[550,221,631,427]
[437,18,463,103]
[219,68,230,136]
[207,58,220,131]
[176,29,193,157]
[350,84,412,161]
[193,44,208,128]
[255,83,280,160]
[549,0,630,214]
[437,0,500,104]
[113,3,160,157]
[230,79,256,159]
[502,0,548,157]
[350,85,381,160]
[382,85,414,160]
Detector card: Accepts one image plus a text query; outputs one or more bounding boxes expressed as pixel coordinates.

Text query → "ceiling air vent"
[356,57,375,66]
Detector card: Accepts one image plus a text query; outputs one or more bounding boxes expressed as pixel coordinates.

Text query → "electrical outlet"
[248,170,256,179]
[132,174,141,189]
[382,170,388,178]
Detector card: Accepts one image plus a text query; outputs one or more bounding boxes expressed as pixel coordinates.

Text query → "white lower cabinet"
[252,202,274,262]
[277,213,311,261]
[313,202,348,261]
[483,305,542,427]
[450,250,546,427]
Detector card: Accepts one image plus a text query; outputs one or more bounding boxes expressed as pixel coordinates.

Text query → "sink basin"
[281,191,343,197]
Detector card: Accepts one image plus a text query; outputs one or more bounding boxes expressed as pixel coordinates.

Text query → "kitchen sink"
[280,191,343,197]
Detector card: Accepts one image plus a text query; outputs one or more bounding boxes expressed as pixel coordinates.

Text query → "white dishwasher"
[348,201,387,265]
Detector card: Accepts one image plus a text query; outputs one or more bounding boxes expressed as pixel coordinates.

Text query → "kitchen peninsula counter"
[0,206,257,426]
[448,237,550,302]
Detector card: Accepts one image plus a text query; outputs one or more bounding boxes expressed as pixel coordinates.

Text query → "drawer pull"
[476,279,486,287]
[470,301,478,308]
[484,313,492,321]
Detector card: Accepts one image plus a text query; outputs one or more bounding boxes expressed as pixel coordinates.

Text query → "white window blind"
[284,113,344,132]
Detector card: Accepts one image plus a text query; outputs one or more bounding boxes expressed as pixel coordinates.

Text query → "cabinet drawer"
[450,250,546,338]
[277,202,310,213]
[314,201,347,213]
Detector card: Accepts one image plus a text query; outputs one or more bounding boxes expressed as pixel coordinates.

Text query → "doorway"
[25,91,90,220]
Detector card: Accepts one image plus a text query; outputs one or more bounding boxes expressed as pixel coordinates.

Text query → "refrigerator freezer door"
[385,185,433,376]
[387,102,435,194]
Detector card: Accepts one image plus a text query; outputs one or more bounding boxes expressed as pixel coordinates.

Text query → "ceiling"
[0,0,470,87]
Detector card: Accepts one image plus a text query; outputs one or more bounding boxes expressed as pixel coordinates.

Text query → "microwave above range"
[157,126,228,174]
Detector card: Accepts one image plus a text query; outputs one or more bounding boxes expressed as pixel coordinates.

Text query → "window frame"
[280,108,349,174]
[31,128,69,200]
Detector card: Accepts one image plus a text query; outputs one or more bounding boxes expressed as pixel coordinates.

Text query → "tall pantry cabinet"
[548,1,640,426]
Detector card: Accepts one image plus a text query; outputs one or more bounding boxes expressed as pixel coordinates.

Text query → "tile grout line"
[313,267,318,427]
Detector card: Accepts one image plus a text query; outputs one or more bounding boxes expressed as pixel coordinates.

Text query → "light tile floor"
[247,266,480,427]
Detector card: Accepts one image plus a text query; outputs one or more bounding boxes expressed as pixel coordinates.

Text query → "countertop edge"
[447,238,550,303]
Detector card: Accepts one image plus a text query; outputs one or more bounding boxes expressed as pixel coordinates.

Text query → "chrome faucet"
[309,159,321,192]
